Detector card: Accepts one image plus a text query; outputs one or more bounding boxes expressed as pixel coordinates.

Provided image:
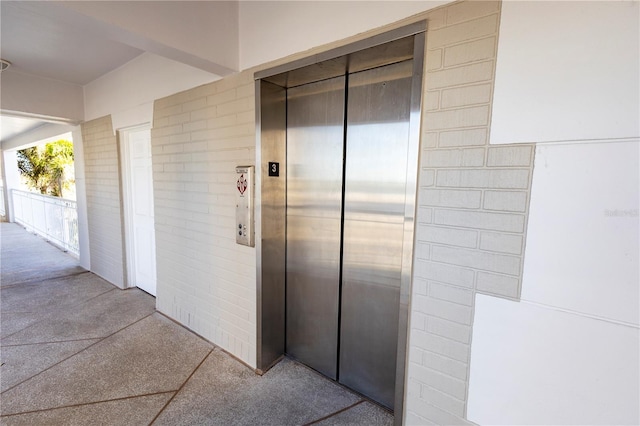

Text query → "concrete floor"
[0,222,393,425]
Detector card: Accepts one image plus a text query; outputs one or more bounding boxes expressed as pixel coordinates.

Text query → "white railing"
[0,186,5,217]
[12,189,79,256]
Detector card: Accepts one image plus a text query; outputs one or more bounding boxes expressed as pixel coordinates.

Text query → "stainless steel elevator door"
[339,60,413,409]
[285,61,413,409]
[286,76,345,379]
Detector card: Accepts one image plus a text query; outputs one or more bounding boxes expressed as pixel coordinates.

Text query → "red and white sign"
[237,174,247,195]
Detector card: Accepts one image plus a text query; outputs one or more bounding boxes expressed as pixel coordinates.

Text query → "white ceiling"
[1,2,144,86]
[0,1,238,144]
[0,1,146,143]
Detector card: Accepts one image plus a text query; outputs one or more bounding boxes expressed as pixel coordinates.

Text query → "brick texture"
[406,1,535,424]
[151,71,257,368]
[81,116,126,288]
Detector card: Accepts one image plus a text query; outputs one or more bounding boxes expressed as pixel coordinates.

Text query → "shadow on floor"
[0,223,393,425]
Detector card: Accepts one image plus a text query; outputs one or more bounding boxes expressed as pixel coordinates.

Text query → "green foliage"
[17,140,74,197]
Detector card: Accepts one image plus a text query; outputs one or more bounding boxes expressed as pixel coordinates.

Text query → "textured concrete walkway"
[0,222,393,425]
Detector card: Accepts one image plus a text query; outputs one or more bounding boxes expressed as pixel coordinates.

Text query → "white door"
[123,127,157,296]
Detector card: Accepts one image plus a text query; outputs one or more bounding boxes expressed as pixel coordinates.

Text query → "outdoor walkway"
[0,222,393,425]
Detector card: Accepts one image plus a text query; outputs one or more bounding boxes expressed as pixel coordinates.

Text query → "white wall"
[71,126,91,270]
[469,3,640,423]
[522,142,639,325]
[151,71,257,367]
[1,150,20,222]
[490,1,640,144]
[467,141,640,424]
[468,293,639,425]
[83,53,219,126]
[239,0,447,70]
[81,116,126,288]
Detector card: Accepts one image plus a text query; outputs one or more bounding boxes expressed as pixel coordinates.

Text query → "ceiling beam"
[0,70,84,124]
[1,122,77,151]
[19,1,239,77]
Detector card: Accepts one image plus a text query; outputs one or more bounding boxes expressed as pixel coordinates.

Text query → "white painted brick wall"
[423,148,485,168]
[419,225,478,248]
[429,282,474,309]
[441,83,493,109]
[446,1,501,24]
[443,37,497,68]
[406,1,536,424]
[483,190,528,212]
[434,209,526,232]
[475,271,519,298]
[81,116,125,288]
[431,245,521,275]
[426,62,494,90]
[439,128,487,147]
[487,145,533,167]
[436,169,530,189]
[419,189,482,209]
[479,231,523,254]
[151,71,257,368]
[428,14,500,48]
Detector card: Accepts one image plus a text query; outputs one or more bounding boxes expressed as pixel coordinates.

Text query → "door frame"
[255,22,426,424]
[119,124,155,293]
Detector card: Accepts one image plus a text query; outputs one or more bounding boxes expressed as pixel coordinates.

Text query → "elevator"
[256,23,425,420]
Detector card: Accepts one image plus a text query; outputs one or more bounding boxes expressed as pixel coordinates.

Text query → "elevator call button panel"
[235,165,255,247]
